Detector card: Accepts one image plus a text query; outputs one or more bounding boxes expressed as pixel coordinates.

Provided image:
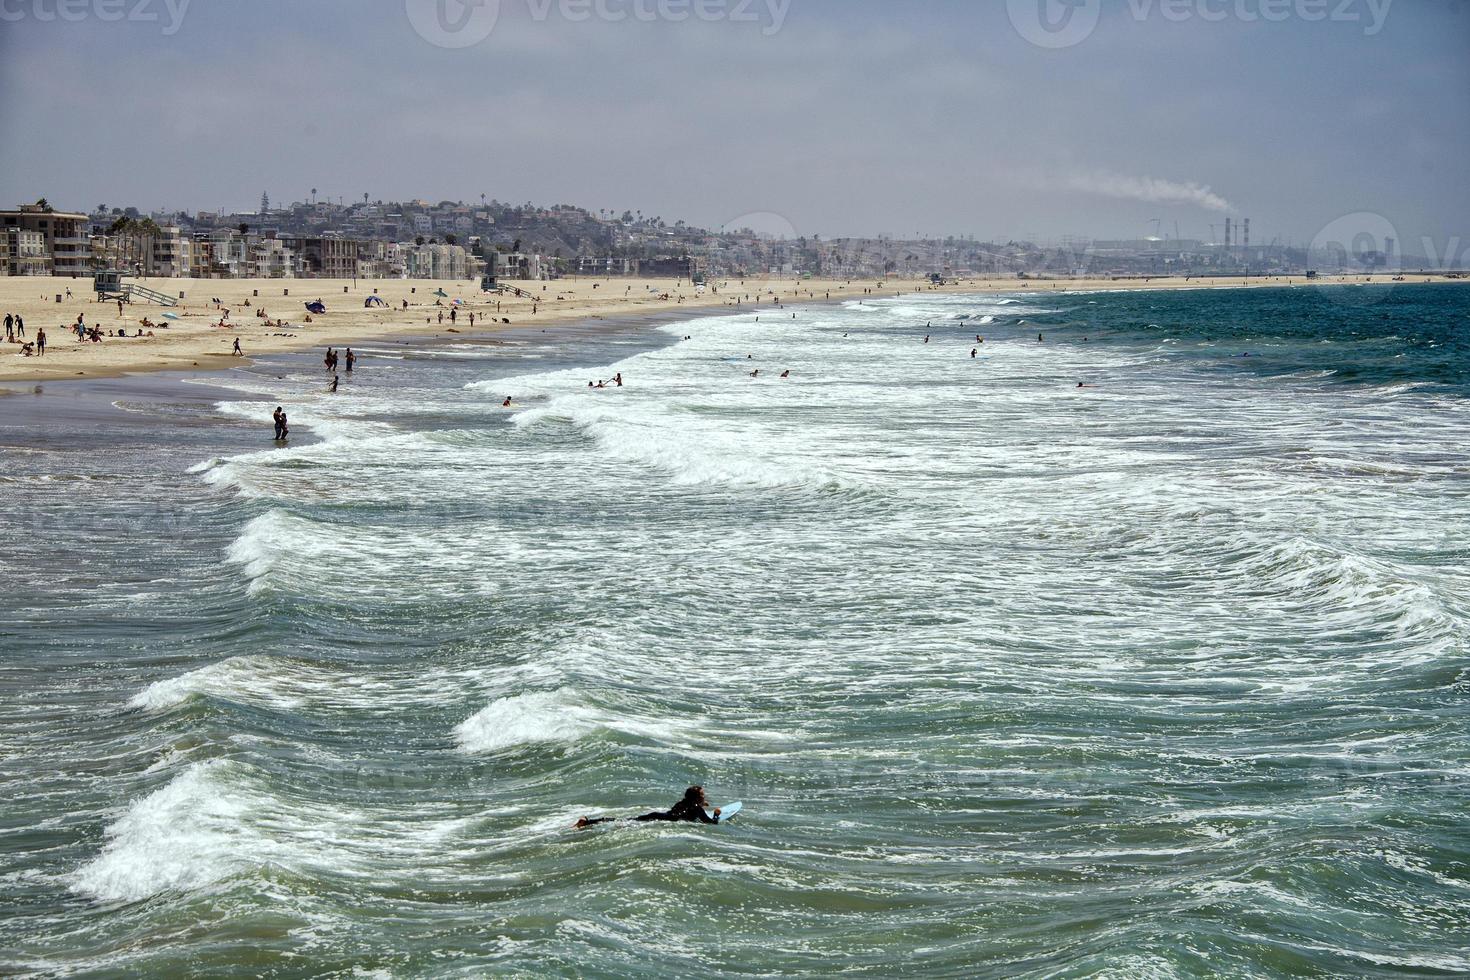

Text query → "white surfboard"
[709,801,743,822]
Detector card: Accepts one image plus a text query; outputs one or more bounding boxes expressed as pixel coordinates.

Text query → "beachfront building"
[641,254,704,280]
[148,227,192,278]
[1,228,49,276]
[399,242,469,280]
[486,251,544,281]
[574,256,638,276]
[284,236,362,279]
[248,236,295,278]
[204,229,248,278]
[0,204,91,276]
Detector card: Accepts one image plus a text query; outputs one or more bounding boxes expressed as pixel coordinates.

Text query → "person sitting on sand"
[575,786,722,829]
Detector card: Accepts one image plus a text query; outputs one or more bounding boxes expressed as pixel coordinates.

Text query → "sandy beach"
[0,272,1460,383]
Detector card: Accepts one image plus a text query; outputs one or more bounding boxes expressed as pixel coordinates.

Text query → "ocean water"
[2,284,1468,977]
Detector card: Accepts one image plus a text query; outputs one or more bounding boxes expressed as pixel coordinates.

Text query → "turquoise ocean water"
[2,284,1467,977]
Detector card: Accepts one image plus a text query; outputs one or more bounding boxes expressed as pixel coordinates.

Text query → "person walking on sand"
[36,328,46,355]
[4,313,12,341]
[15,315,24,339]
[233,337,243,356]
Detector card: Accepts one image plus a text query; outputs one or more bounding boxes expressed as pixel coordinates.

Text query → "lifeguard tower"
[93,269,179,307]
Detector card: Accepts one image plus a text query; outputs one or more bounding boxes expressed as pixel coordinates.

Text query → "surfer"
[575,786,722,828]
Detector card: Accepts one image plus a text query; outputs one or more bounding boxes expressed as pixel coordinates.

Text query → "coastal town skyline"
[1,1,1465,250]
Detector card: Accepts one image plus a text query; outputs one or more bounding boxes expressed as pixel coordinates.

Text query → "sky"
[1,0,1466,256]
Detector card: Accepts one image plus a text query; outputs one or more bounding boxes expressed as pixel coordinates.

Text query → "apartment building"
[1,228,49,276]
[0,204,90,275]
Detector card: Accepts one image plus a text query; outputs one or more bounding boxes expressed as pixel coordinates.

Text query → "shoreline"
[2,273,1464,387]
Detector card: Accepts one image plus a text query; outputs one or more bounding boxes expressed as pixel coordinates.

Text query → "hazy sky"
[2,0,1466,254]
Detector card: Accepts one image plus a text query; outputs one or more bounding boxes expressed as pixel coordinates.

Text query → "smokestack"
[1225,218,1232,248]
[1243,218,1250,251]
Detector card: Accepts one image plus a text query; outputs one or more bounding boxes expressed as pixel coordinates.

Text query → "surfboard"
[709,802,743,822]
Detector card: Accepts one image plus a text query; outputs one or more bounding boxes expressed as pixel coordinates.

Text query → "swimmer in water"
[503,397,513,407]
[575,786,722,828]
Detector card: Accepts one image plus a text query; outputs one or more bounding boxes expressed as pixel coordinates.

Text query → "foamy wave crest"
[513,396,849,490]
[454,689,601,754]
[128,656,302,713]
[72,762,264,902]
[225,510,327,595]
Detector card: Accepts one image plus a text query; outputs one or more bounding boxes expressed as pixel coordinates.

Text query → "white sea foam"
[128,656,300,712]
[454,689,601,754]
[72,761,262,902]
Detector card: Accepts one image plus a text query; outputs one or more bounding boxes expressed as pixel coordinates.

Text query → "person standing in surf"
[575,786,722,828]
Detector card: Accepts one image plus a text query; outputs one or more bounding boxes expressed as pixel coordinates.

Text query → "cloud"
[1063,172,1232,212]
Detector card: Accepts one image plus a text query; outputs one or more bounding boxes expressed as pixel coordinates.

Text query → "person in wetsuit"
[575,786,722,828]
